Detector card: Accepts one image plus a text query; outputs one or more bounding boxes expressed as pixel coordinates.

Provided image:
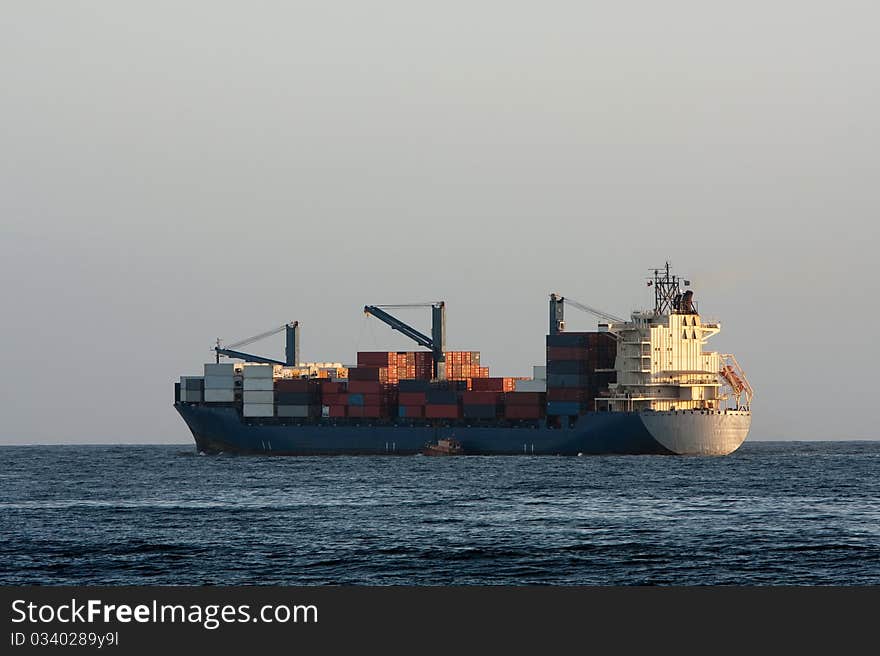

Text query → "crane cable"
[224,324,288,350]
[563,297,627,324]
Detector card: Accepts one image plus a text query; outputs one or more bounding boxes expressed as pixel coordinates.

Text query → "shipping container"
[398,405,425,418]
[547,388,587,402]
[348,393,364,406]
[180,376,204,391]
[547,360,593,375]
[505,392,545,406]
[546,373,591,388]
[319,381,346,395]
[322,393,349,406]
[328,405,348,418]
[347,380,384,394]
[243,378,274,391]
[277,405,313,418]
[243,403,274,417]
[275,379,313,393]
[470,377,505,392]
[425,405,461,419]
[204,389,235,403]
[426,390,458,405]
[546,401,583,416]
[348,367,384,381]
[462,391,503,404]
[514,379,546,392]
[532,366,547,380]
[546,333,591,347]
[399,391,427,405]
[463,404,499,419]
[277,392,313,405]
[204,376,236,390]
[242,364,275,379]
[179,389,203,403]
[546,346,590,361]
[243,390,274,404]
[504,405,543,419]
[204,363,235,377]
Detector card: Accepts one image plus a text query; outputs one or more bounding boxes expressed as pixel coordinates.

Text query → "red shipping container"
[322,393,349,405]
[399,392,426,405]
[361,406,383,418]
[471,377,505,392]
[357,352,394,367]
[463,391,503,404]
[348,367,376,381]
[328,405,348,418]
[348,380,383,394]
[361,394,383,406]
[320,381,345,395]
[547,346,589,361]
[348,406,364,418]
[505,405,543,419]
[505,392,546,406]
[425,405,461,419]
[275,379,313,392]
[401,405,424,418]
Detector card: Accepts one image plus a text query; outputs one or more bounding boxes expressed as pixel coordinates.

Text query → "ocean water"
[1,442,878,585]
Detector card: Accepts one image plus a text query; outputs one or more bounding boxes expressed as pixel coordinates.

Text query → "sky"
[1,1,877,444]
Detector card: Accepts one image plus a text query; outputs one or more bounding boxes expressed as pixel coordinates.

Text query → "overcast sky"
[2,1,877,444]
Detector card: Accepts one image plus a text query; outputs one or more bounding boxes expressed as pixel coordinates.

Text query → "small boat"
[422,437,464,456]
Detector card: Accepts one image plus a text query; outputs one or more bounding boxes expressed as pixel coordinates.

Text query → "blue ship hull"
[174,403,751,456]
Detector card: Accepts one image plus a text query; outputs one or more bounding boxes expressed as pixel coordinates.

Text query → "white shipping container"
[515,379,546,392]
[243,403,274,417]
[204,389,235,403]
[243,390,274,404]
[204,376,236,390]
[243,378,274,391]
[204,363,235,377]
[533,365,547,381]
[242,364,275,378]
[277,405,311,418]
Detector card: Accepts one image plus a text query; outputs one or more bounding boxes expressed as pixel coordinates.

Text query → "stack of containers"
[445,351,483,381]
[504,392,546,419]
[204,363,236,403]
[345,366,395,418]
[462,390,503,419]
[357,352,434,383]
[318,380,348,418]
[424,387,461,419]
[242,364,274,417]
[179,376,204,403]
[546,332,617,415]
[398,379,431,419]
[276,379,320,418]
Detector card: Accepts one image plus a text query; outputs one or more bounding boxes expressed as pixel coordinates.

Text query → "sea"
[1,442,878,585]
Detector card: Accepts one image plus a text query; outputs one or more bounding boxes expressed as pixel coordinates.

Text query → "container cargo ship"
[174,264,752,456]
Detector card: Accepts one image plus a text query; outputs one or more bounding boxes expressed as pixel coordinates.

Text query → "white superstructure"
[598,263,753,414]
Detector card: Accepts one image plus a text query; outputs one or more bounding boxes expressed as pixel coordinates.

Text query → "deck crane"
[363,302,447,380]
[549,294,627,334]
[213,321,300,366]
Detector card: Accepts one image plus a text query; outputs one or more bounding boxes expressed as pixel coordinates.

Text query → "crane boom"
[563,297,627,324]
[214,322,299,365]
[363,302,447,380]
